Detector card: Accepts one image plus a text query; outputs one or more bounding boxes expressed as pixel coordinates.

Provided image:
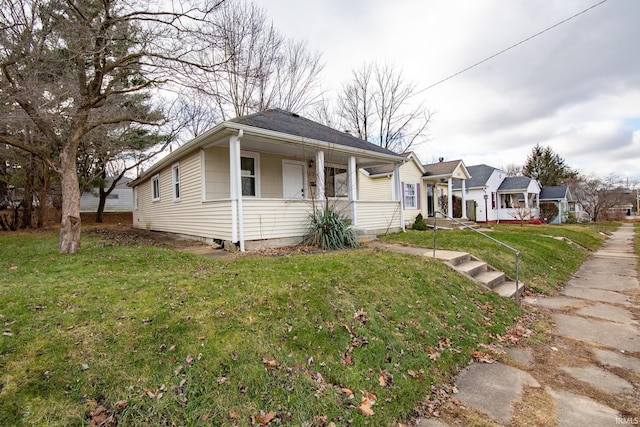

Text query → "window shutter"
[401,181,405,208]
[416,183,421,209]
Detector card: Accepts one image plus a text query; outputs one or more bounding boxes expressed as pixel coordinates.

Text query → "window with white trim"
[404,183,417,208]
[151,174,160,201]
[172,163,181,200]
[325,166,348,197]
[240,152,260,197]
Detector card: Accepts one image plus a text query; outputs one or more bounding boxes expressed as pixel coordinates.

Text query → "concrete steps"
[434,251,523,299]
[366,243,524,299]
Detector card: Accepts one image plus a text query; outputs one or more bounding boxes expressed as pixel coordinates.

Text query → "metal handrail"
[432,211,521,302]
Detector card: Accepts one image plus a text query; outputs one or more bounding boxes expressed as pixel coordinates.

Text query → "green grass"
[379,224,609,294]
[0,232,521,426]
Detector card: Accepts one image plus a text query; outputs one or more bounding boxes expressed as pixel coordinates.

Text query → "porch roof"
[540,186,573,201]
[423,159,470,180]
[498,176,536,192]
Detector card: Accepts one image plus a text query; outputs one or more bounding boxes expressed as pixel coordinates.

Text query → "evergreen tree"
[523,144,577,186]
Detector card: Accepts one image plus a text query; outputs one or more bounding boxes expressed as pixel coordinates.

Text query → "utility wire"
[415,0,608,95]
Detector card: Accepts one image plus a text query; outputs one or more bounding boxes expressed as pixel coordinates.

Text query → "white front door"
[283,161,306,199]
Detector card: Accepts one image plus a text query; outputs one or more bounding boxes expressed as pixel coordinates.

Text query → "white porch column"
[394,164,405,230]
[524,192,529,208]
[461,179,468,219]
[315,150,325,204]
[229,132,245,251]
[348,156,357,226]
[447,178,453,218]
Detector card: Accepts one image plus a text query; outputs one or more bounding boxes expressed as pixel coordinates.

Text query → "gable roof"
[452,164,501,189]
[498,176,536,191]
[423,159,463,177]
[231,109,399,157]
[540,186,570,200]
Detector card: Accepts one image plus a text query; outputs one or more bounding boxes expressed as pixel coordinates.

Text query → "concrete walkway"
[415,223,640,426]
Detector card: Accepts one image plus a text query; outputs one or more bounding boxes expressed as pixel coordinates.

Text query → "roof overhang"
[130,121,406,186]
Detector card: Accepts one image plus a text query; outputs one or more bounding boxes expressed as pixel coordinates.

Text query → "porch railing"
[432,211,521,303]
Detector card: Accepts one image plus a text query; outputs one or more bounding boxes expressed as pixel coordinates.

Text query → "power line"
[415,0,608,95]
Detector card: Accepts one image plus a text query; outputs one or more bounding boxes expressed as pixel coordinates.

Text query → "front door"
[283,161,306,199]
[427,184,435,217]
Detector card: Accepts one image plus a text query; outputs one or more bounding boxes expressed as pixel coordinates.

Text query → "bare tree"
[338,62,432,153]
[504,163,523,177]
[508,203,534,226]
[190,1,324,122]
[0,0,225,253]
[570,174,629,221]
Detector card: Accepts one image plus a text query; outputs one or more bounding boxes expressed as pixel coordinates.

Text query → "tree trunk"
[36,163,50,228]
[20,153,35,229]
[96,188,106,223]
[59,149,81,254]
[96,169,107,223]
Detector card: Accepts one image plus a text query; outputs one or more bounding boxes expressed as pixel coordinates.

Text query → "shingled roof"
[498,176,535,191]
[231,109,400,157]
[540,186,571,200]
[423,159,463,177]
[452,164,499,190]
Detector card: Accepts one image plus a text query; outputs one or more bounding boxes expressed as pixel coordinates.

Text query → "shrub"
[412,213,428,230]
[304,207,359,249]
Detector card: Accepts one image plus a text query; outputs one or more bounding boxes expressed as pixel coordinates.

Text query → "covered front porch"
[202,125,405,250]
[422,159,472,220]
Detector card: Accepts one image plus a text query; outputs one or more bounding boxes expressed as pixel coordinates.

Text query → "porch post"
[229,136,238,243]
[348,156,357,226]
[447,178,453,218]
[229,132,245,251]
[461,179,468,219]
[394,164,405,231]
[315,151,325,205]
[524,191,529,208]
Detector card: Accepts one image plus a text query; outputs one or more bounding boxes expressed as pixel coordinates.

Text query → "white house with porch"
[129,109,406,250]
[360,154,471,226]
[452,165,541,223]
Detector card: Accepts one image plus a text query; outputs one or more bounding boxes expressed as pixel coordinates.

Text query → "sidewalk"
[415,223,640,426]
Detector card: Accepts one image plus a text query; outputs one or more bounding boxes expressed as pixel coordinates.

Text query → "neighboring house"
[452,165,541,223]
[423,158,471,219]
[360,154,471,226]
[129,109,406,250]
[80,177,133,213]
[539,186,573,223]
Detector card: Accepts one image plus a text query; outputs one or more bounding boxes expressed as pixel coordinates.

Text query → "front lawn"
[0,232,520,426]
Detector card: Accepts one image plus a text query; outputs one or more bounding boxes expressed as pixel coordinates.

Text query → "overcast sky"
[259,0,640,182]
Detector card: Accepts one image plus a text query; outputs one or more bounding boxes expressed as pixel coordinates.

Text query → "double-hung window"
[151,174,160,201]
[325,166,348,197]
[240,152,260,197]
[404,183,417,208]
[172,163,181,201]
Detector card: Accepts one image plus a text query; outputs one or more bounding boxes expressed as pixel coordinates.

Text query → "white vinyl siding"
[133,150,233,241]
[358,170,392,201]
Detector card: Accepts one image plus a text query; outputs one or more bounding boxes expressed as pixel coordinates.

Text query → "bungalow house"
[452,164,540,223]
[129,109,406,250]
[360,153,471,226]
[539,186,574,223]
